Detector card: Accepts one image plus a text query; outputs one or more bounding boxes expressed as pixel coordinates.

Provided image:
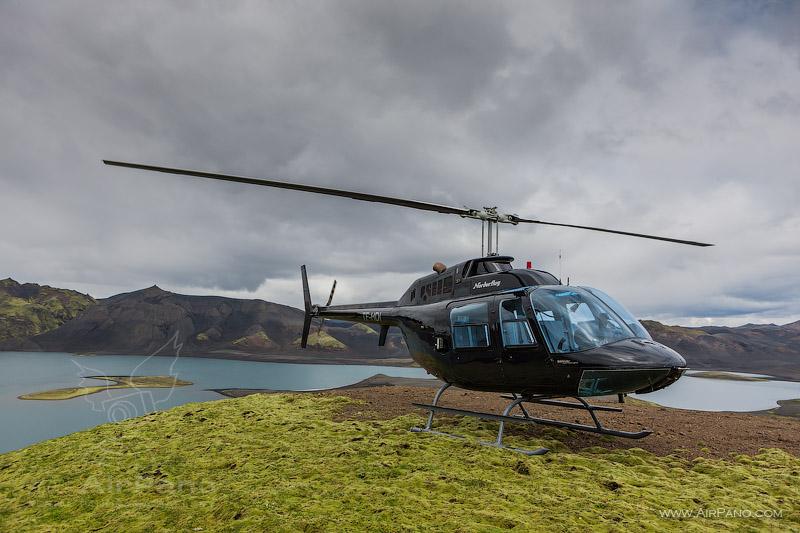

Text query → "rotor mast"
[461,207,520,256]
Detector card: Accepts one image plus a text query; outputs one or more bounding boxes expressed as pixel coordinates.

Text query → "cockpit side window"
[450,302,490,348]
[500,299,537,347]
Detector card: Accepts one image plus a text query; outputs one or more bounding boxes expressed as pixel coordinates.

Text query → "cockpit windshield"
[530,286,639,354]
[582,287,652,340]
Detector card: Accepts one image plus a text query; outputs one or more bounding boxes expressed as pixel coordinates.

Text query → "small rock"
[513,460,530,475]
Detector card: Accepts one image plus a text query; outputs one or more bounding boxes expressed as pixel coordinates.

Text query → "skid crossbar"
[414,403,652,439]
[410,383,652,455]
[500,395,623,413]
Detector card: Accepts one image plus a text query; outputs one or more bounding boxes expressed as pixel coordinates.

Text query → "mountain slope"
[1,278,799,377]
[2,285,407,361]
[0,278,95,342]
[643,320,800,380]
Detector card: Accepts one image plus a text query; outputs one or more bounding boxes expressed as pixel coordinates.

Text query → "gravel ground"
[323,384,800,459]
[216,373,800,460]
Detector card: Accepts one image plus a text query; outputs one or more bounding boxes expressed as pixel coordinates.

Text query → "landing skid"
[410,383,652,455]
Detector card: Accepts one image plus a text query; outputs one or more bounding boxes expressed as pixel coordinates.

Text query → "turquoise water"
[1,352,799,454]
[0,351,429,453]
[634,371,800,411]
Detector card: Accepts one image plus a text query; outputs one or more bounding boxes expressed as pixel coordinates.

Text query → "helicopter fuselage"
[315,256,686,397]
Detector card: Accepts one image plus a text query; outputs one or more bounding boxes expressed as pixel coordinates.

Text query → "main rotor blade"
[515,217,713,247]
[102,160,470,217]
[103,160,712,246]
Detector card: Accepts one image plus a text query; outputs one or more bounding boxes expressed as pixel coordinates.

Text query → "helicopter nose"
[570,338,687,396]
[571,338,686,368]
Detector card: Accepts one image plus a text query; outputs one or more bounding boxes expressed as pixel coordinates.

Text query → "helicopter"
[104,160,712,455]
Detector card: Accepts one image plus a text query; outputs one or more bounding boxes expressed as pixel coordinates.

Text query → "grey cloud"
[350,0,517,110]
[1,1,798,325]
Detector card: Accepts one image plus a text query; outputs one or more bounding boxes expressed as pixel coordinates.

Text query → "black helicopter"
[104,160,712,455]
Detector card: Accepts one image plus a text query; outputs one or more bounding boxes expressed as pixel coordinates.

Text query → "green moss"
[293,331,347,350]
[0,281,95,342]
[350,323,378,335]
[0,394,797,531]
[232,331,274,348]
[19,376,193,400]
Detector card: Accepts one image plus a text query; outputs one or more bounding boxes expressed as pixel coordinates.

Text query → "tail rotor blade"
[325,280,337,307]
[300,265,312,314]
[300,265,313,349]
[301,315,313,349]
[315,280,338,340]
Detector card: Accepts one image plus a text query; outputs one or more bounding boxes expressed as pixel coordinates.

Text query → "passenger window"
[443,276,453,293]
[450,302,490,348]
[500,299,537,347]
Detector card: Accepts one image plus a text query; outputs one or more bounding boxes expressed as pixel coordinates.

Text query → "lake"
[0,351,429,454]
[1,351,799,454]
[633,371,800,411]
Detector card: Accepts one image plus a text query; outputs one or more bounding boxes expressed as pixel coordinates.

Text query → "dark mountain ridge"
[1,284,407,363]
[1,280,798,378]
[642,320,800,380]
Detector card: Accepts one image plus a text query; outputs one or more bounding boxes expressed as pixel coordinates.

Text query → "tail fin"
[300,265,313,348]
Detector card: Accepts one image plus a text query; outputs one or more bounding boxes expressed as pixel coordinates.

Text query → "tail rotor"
[315,279,337,339]
[300,265,313,348]
[299,265,336,349]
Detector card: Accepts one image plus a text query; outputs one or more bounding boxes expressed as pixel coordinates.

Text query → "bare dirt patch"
[320,385,800,460]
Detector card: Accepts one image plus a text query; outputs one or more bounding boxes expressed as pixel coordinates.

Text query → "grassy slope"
[292,331,347,350]
[0,280,95,342]
[0,395,798,532]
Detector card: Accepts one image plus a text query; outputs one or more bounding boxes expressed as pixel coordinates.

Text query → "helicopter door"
[448,300,504,387]
[496,296,552,390]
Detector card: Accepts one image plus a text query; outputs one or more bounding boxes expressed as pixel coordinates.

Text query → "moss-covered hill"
[0,278,94,342]
[5,284,408,360]
[0,394,797,532]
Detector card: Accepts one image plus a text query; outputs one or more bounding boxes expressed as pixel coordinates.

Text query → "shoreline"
[18,375,193,400]
[0,349,417,368]
[3,351,799,381]
[210,373,441,397]
[211,374,800,421]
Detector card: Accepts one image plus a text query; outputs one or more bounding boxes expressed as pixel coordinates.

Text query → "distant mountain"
[0,278,95,342]
[1,279,799,378]
[643,320,800,380]
[0,284,407,362]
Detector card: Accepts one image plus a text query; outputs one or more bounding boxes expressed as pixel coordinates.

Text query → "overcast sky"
[1,1,798,326]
